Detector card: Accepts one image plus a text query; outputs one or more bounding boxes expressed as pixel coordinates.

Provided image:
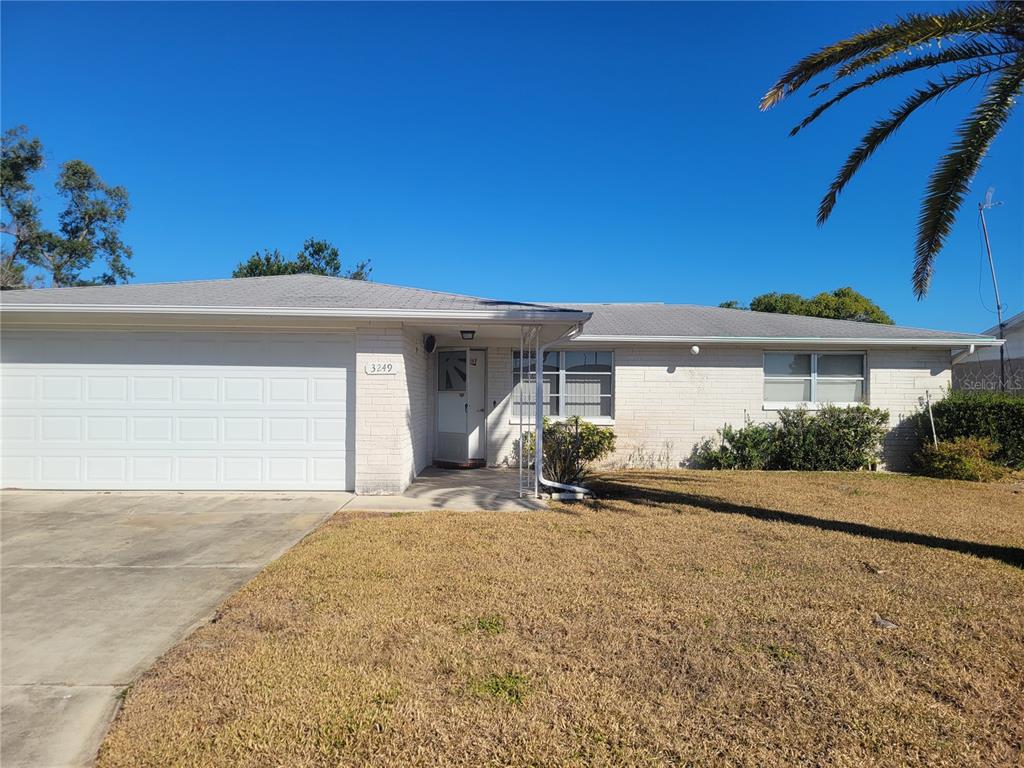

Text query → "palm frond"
[913,59,1024,297]
[832,27,1020,83]
[817,61,1008,226]
[761,4,1019,110]
[791,41,1014,136]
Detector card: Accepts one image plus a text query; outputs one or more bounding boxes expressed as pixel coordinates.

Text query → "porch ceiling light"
[460,329,476,340]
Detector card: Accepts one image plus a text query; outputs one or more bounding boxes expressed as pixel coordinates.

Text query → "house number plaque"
[364,361,398,375]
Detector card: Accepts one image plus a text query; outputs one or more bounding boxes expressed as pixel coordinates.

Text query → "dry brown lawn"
[98,471,1024,767]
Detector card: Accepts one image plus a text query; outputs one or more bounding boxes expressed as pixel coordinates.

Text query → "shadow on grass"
[588,477,1024,570]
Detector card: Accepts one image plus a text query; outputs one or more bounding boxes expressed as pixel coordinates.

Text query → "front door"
[465,349,486,462]
[435,348,486,466]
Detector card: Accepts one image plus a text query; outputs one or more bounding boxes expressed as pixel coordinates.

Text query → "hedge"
[693,405,890,472]
[916,437,1007,482]
[916,390,1024,469]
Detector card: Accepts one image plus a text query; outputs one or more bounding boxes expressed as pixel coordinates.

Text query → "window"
[513,350,614,419]
[512,350,560,416]
[437,350,467,392]
[763,352,865,405]
[564,351,614,418]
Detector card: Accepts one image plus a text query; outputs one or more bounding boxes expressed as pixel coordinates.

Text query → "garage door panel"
[2,456,34,484]
[224,377,263,403]
[86,456,127,483]
[2,376,35,402]
[180,456,218,483]
[1,331,353,490]
[41,376,82,402]
[178,417,218,442]
[86,376,129,403]
[40,416,82,442]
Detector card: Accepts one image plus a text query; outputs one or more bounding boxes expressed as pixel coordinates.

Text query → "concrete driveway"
[1,490,351,768]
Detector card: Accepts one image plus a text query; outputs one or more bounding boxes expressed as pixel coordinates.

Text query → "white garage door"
[0,330,354,490]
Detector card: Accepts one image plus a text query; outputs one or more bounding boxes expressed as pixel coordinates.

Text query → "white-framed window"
[512,350,560,417]
[763,352,865,406]
[512,350,614,420]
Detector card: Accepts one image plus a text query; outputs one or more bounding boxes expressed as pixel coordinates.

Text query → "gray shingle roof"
[567,303,993,341]
[0,274,578,315]
[0,276,993,341]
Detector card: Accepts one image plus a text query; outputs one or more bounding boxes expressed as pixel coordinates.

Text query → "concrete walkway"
[347,467,547,511]
[1,490,349,768]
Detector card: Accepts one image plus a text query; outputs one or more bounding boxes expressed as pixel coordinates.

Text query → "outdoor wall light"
[460,330,476,340]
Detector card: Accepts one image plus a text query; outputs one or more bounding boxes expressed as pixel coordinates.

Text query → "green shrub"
[780,405,890,471]
[523,417,616,486]
[693,422,775,470]
[693,405,890,472]
[915,437,1008,482]
[915,390,1024,469]
[770,408,818,470]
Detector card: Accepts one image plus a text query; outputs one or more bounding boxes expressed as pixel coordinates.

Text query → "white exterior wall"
[486,344,518,466]
[867,347,952,470]
[481,344,952,473]
[609,345,769,467]
[353,325,431,494]
[404,328,432,479]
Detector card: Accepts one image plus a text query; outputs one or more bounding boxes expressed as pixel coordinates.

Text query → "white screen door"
[435,349,486,465]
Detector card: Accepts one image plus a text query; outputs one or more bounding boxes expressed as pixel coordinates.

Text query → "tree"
[760,2,1024,298]
[232,238,371,280]
[1,127,44,288]
[802,286,894,324]
[721,287,894,324]
[1,126,133,288]
[749,292,811,318]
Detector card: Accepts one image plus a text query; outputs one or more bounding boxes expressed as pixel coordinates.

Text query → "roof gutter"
[0,304,591,324]
[571,334,1003,348]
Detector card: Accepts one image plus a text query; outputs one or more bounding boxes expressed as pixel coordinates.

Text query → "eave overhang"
[0,304,590,324]
[570,334,1003,348]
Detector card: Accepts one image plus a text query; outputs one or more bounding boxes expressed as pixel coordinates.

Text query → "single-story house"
[952,310,1024,393]
[0,274,1001,494]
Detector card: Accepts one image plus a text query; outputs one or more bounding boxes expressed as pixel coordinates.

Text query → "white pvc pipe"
[534,323,590,498]
[951,343,976,365]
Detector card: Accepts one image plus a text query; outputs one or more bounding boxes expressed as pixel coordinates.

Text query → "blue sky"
[2,1,1021,332]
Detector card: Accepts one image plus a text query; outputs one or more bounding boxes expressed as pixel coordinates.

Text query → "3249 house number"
[364,361,398,375]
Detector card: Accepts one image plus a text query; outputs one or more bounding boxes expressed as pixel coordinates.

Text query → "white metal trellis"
[517,325,540,498]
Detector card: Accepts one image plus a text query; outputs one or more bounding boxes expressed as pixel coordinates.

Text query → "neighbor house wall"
[481,344,952,473]
[953,323,1023,393]
[353,324,432,494]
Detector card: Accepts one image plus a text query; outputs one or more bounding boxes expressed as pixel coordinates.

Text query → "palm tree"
[760,1,1024,298]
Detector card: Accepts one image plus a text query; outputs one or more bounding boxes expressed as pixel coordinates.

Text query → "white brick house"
[0,275,1001,494]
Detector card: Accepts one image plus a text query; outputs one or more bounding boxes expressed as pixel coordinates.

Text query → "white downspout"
[535,322,591,498]
[951,343,976,365]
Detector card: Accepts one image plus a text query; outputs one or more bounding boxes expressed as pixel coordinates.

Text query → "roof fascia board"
[572,334,1003,347]
[0,304,590,323]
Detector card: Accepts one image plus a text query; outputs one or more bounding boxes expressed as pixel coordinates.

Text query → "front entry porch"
[345,467,547,512]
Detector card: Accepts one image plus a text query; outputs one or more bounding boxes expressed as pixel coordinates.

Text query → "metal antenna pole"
[979,191,1006,391]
